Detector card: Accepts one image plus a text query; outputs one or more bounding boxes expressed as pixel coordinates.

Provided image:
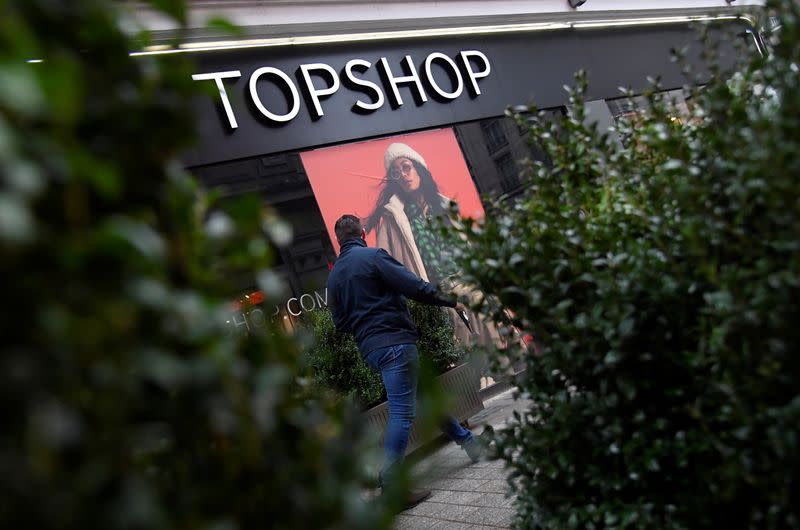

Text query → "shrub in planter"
[304,309,386,408]
[410,300,464,374]
[304,301,465,407]
[446,3,800,529]
[0,2,392,529]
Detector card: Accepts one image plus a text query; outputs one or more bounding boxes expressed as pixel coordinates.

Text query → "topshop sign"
[192,50,492,129]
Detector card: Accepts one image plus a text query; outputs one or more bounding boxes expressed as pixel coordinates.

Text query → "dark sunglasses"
[389,161,415,181]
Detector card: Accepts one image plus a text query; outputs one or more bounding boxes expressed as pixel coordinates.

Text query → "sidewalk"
[393,388,532,530]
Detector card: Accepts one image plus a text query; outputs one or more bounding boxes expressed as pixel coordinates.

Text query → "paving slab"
[391,388,532,530]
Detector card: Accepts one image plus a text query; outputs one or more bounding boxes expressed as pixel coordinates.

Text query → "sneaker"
[381,486,432,511]
[402,488,432,511]
[462,437,485,463]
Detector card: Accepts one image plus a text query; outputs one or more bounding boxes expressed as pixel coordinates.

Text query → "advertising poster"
[300,128,484,285]
[302,127,508,351]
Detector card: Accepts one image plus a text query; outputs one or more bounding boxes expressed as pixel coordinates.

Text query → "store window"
[606,95,649,125]
[192,110,563,335]
[480,120,508,154]
[607,89,690,126]
[455,110,561,201]
[192,152,336,332]
[495,152,520,193]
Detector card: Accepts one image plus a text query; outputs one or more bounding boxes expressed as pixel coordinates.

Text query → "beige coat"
[374,194,443,282]
[373,193,501,348]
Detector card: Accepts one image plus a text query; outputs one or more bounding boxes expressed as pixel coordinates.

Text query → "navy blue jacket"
[327,238,456,356]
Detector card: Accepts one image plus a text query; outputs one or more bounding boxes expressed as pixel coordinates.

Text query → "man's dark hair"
[334,214,363,243]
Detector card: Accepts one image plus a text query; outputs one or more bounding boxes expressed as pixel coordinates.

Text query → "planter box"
[362,361,484,454]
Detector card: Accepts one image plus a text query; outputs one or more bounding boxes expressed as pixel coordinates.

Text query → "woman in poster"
[364,142,497,347]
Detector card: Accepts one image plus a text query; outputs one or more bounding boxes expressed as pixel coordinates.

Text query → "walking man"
[326,214,483,510]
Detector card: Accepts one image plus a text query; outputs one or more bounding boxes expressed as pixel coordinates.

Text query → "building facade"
[129,0,765,335]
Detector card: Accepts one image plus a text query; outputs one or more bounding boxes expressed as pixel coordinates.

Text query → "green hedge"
[304,301,465,408]
[0,1,394,528]
[303,308,385,408]
[446,3,800,529]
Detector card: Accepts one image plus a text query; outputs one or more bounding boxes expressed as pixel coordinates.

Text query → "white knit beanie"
[383,142,428,172]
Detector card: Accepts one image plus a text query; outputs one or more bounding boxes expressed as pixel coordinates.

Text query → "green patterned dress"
[405,202,455,287]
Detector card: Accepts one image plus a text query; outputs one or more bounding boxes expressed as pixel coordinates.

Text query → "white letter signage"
[191,70,242,129]
[249,66,301,122]
[424,52,464,99]
[460,50,492,95]
[192,50,492,130]
[299,63,341,118]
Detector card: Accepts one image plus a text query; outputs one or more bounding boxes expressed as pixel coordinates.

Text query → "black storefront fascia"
[184,21,747,168]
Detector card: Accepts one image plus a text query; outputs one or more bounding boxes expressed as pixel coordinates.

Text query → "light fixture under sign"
[130,14,747,57]
[569,0,588,7]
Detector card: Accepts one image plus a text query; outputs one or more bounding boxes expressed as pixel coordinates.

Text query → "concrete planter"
[362,361,484,454]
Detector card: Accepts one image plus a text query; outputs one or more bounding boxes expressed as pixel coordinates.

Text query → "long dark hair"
[364,160,444,233]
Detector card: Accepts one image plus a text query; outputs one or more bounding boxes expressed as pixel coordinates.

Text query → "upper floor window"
[481,120,508,154]
[495,152,519,193]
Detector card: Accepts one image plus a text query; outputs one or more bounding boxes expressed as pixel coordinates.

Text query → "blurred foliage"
[445,1,800,528]
[0,1,394,528]
[304,301,466,408]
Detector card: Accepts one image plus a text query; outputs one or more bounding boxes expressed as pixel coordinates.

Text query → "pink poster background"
[300,128,485,253]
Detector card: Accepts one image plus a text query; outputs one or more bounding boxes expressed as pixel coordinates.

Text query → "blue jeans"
[365,343,474,483]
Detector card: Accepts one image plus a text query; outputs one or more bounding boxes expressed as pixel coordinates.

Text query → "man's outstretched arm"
[373,249,457,308]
